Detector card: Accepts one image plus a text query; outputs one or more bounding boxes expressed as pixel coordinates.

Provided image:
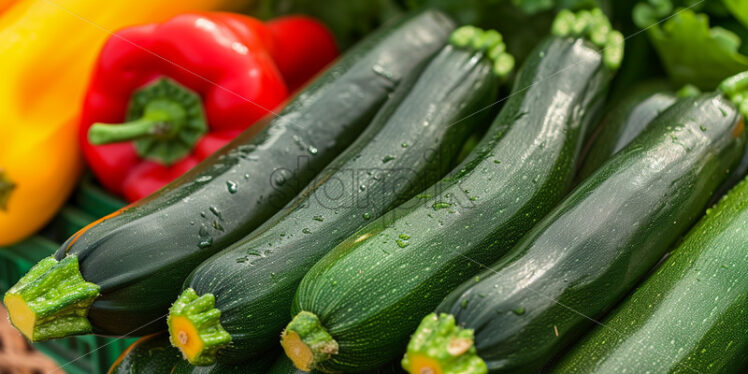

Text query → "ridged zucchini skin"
[579,81,676,178]
[712,145,748,204]
[269,356,405,374]
[175,40,499,363]
[171,357,277,374]
[432,94,747,373]
[49,10,455,336]
[110,334,279,373]
[288,35,613,372]
[108,334,181,374]
[550,176,748,374]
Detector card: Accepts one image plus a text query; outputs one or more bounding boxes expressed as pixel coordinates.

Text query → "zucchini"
[712,143,748,204]
[578,80,676,178]
[2,10,455,341]
[549,176,748,374]
[109,333,277,373]
[172,356,277,374]
[108,334,181,374]
[281,9,622,373]
[168,26,511,366]
[269,356,405,374]
[403,77,748,374]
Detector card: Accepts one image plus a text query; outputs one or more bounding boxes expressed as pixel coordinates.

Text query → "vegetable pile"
[2,2,748,374]
[81,13,337,201]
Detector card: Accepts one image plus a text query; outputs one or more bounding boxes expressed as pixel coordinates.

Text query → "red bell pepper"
[81,13,337,202]
[266,16,339,91]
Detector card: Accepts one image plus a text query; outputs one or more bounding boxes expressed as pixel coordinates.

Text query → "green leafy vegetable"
[725,0,748,28]
[633,0,748,89]
[638,7,748,88]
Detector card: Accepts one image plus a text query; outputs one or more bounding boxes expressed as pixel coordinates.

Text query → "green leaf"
[724,0,748,28]
[512,0,554,13]
[511,0,606,14]
[646,8,748,89]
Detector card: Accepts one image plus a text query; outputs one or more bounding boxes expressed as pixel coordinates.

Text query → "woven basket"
[0,307,61,374]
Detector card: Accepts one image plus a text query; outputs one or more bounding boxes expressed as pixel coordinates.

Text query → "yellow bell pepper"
[0,0,241,246]
[0,0,16,14]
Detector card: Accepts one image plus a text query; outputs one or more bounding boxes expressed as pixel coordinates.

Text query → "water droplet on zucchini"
[226,180,238,193]
[432,202,451,210]
[198,237,213,248]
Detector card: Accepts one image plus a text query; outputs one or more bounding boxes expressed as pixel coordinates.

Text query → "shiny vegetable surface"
[405,89,747,374]
[550,175,748,374]
[579,81,676,178]
[0,0,238,246]
[169,25,506,366]
[283,9,622,372]
[108,334,181,374]
[3,10,454,341]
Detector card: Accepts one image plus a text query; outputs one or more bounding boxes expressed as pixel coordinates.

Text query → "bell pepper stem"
[89,118,172,145]
[86,78,207,165]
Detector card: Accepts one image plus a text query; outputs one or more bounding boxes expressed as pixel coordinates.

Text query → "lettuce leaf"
[724,0,748,27]
[638,3,748,89]
[511,0,606,14]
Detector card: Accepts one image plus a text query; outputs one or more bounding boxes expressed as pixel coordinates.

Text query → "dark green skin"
[579,81,676,179]
[171,355,277,374]
[549,178,748,374]
[292,36,612,372]
[109,334,181,374]
[185,44,498,362]
[111,333,278,374]
[55,10,455,336]
[269,356,405,374]
[711,144,748,204]
[438,93,747,373]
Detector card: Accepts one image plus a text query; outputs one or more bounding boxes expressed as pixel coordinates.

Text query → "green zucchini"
[168,26,511,366]
[171,356,277,374]
[269,356,405,374]
[403,78,748,374]
[549,176,748,374]
[712,144,748,204]
[2,10,455,341]
[108,334,181,374]
[110,333,277,374]
[281,9,622,373]
[578,80,676,178]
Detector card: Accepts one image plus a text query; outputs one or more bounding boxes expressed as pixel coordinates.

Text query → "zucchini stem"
[632,0,674,28]
[281,311,339,371]
[449,26,515,79]
[402,313,487,374]
[719,71,748,120]
[168,288,231,366]
[677,84,702,98]
[2,256,100,341]
[551,8,624,71]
